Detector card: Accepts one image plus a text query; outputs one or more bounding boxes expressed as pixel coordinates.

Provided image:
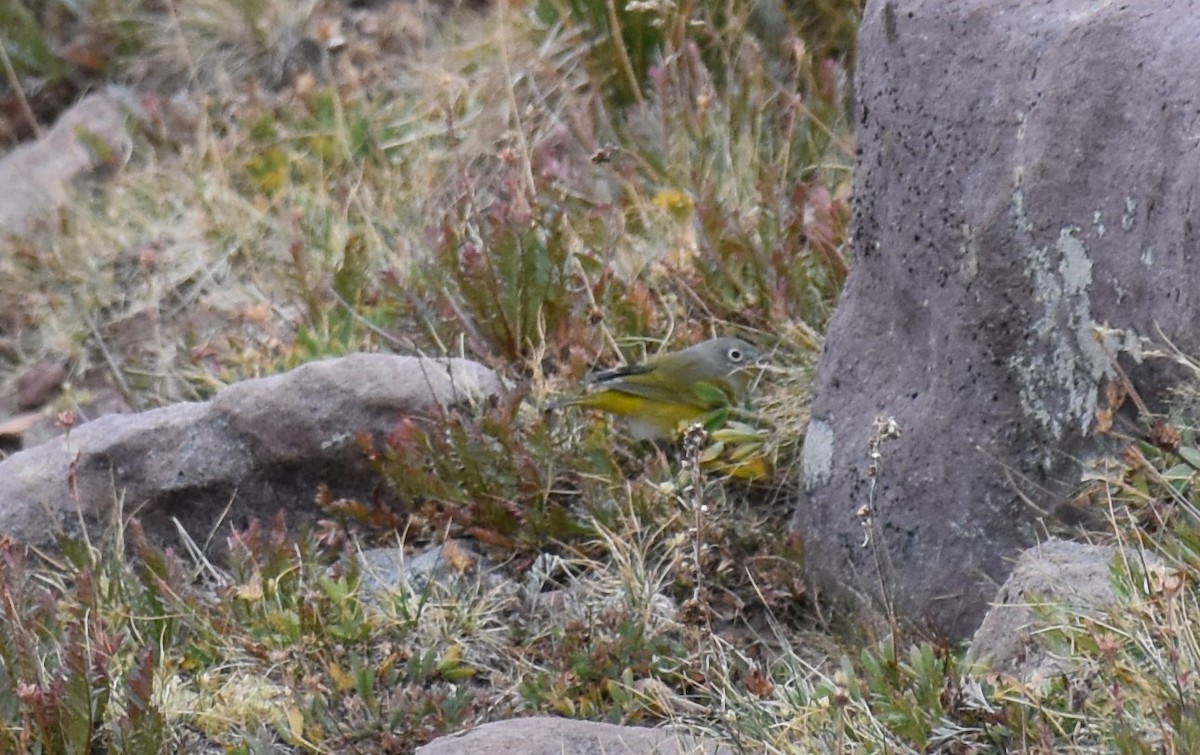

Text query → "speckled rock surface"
[794,0,1200,639]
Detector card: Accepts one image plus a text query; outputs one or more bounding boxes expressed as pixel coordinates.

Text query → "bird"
[553,336,762,441]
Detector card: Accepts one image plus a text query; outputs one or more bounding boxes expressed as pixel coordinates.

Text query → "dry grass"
[15,1,1200,754]
[0,0,854,748]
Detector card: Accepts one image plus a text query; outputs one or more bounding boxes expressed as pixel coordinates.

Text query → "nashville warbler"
[554,336,762,440]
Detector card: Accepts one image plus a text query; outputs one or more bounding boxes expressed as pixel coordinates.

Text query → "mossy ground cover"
[3,1,1200,752]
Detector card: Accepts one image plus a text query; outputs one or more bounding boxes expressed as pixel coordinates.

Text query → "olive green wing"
[600,377,735,408]
[588,346,713,386]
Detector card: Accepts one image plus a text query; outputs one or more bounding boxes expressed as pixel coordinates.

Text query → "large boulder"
[794,1,1200,639]
[0,354,498,551]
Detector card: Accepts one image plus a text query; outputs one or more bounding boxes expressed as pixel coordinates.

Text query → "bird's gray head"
[701,336,759,369]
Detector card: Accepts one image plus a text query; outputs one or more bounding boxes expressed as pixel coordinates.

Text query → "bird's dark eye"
[728,348,743,362]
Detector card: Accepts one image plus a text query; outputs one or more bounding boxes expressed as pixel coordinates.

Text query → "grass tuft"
[43,0,1200,752]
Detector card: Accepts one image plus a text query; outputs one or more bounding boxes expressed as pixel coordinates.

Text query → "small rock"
[15,354,69,409]
[966,538,1167,681]
[0,89,136,236]
[357,540,507,600]
[415,717,733,755]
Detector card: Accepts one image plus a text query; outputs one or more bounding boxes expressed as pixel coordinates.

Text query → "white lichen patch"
[801,418,834,488]
[1012,187,1033,233]
[1011,226,1111,443]
[1122,196,1137,231]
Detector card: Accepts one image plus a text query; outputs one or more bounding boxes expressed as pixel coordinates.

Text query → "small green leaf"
[1179,446,1200,468]
[692,380,732,407]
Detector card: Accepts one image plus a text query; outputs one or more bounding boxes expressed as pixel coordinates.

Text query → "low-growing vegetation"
[4,0,1199,753]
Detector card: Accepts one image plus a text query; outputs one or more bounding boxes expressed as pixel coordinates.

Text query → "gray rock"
[966,539,1165,681]
[0,90,135,236]
[0,353,498,552]
[794,0,1200,639]
[356,540,507,600]
[415,717,732,755]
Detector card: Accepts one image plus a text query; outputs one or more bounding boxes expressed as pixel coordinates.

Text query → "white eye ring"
[727,348,744,362]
